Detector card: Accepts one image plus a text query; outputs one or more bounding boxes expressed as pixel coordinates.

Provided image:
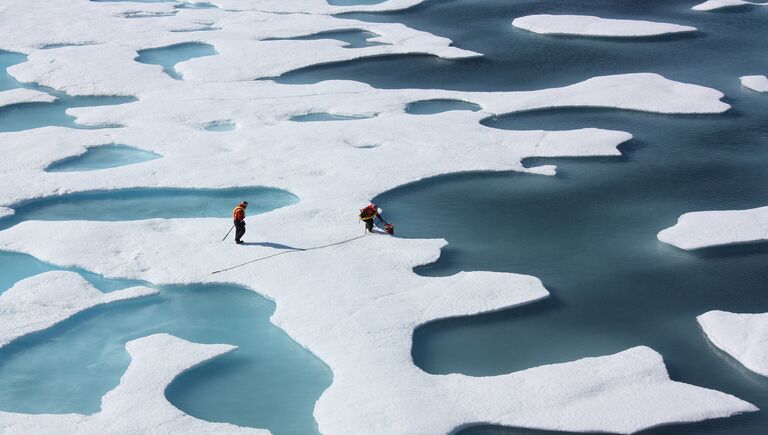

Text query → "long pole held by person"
[221,224,235,241]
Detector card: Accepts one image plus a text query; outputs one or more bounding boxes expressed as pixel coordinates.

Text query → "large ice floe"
[0,0,758,433]
[512,15,697,38]
[698,311,768,377]
[658,206,768,250]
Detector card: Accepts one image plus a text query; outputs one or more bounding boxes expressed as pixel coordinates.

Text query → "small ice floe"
[658,205,768,250]
[693,0,768,11]
[741,75,768,92]
[0,271,157,348]
[512,14,697,38]
[698,310,768,377]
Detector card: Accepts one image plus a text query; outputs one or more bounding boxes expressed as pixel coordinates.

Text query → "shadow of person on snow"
[241,241,305,251]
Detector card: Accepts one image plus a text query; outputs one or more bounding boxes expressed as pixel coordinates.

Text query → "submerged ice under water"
[45,144,162,172]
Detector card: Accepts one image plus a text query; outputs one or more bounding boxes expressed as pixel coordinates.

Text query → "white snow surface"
[0,219,757,433]
[0,0,755,433]
[0,271,157,348]
[693,0,768,11]
[0,333,265,434]
[741,75,768,92]
[658,205,768,250]
[512,14,697,37]
[0,88,55,109]
[699,311,768,377]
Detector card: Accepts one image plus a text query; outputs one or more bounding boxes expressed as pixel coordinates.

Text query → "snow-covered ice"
[658,206,768,250]
[0,88,55,109]
[0,73,729,207]
[698,311,768,377]
[741,75,768,92]
[0,0,757,433]
[512,15,697,38]
[0,271,157,348]
[0,333,266,434]
[0,217,757,433]
[693,0,768,11]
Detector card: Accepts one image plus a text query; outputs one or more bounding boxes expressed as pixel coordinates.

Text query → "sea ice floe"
[0,72,729,208]
[512,14,697,38]
[0,218,758,433]
[0,271,157,348]
[1,1,476,93]
[658,205,768,250]
[693,0,768,11]
[0,88,55,109]
[741,75,768,92]
[698,311,768,377]
[0,0,755,433]
[0,333,266,434]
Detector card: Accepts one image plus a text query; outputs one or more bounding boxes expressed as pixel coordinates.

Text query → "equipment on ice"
[359,203,394,235]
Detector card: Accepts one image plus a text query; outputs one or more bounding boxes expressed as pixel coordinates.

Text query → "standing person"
[233,201,248,244]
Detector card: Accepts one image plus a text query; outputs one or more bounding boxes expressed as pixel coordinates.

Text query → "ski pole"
[222,224,235,241]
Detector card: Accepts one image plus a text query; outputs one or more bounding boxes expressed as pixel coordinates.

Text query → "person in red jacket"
[359,203,393,234]
[233,201,248,244]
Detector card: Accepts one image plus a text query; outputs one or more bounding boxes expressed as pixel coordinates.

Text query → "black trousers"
[365,219,374,232]
[235,221,246,242]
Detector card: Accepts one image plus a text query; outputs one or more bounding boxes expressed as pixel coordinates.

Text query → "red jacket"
[233,204,246,222]
[359,204,379,220]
